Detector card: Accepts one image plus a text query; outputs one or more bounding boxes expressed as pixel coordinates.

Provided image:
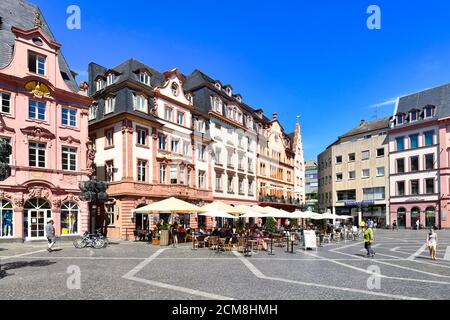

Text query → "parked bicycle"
[73,231,105,249]
[94,229,110,247]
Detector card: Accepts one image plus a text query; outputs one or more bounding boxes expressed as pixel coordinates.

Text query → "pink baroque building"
[389,86,443,229]
[0,1,92,241]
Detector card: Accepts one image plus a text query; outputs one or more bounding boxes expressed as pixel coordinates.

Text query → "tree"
[0,139,12,181]
[265,217,277,234]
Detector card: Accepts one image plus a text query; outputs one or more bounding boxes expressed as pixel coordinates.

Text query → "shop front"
[390,202,439,229]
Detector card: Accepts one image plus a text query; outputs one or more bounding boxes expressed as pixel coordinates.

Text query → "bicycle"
[73,232,105,249]
[94,229,110,247]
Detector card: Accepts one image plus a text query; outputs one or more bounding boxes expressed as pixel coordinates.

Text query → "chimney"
[273,112,278,121]
[360,119,366,126]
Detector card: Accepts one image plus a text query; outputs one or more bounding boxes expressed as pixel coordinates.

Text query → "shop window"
[61,202,79,235]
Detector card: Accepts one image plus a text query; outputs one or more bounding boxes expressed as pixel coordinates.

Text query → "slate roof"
[0,0,79,92]
[184,69,259,118]
[340,117,390,139]
[396,83,450,119]
[88,58,166,124]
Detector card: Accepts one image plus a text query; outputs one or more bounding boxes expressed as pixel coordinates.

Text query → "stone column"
[13,207,24,240]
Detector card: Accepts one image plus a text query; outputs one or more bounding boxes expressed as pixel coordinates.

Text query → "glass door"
[27,210,51,239]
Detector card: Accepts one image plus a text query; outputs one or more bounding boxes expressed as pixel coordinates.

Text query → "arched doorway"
[24,198,51,240]
[397,208,406,228]
[61,202,79,235]
[411,207,420,229]
[425,207,436,228]
[0,200,13,238]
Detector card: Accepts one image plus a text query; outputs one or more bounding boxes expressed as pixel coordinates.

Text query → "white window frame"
[139,72,150,86]
[29,99,46,121]
[106,74,116,86]
[89,105,98,120]
[62,146,77,172]
[134,94,148,113]
[105,97,115,114]
[28,52,46,76]
[376,167,385,177]
[62,108,77,127]
[362,169,370,179]
[0,92,11,114]
[29,142,46,168]
[137,160,147,182]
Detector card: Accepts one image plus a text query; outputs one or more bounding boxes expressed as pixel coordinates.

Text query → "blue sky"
[33,0,450,160]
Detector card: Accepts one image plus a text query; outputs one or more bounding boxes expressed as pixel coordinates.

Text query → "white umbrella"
[133,197,206,213]
[199,211,239,219]
[335,215,353,220]
[202,201,245,214]
[240,211,269,218]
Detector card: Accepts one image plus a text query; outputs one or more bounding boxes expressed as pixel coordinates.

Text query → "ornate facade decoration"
[21,126,56,141]
[60,136,81,145]
[25,186,52,201]
[25,81,51,99]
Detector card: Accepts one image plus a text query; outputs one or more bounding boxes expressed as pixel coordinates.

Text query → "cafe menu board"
[303,230,317,249]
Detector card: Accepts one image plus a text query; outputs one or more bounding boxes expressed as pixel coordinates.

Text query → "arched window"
[0,200,13,238]
[425,207,436,228]
[411,207,420,225]
[397,208,406,228]
[171,82,179,96]
[61,202,79,235]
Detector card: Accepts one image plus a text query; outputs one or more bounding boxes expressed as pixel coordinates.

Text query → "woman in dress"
[426,228,438,261]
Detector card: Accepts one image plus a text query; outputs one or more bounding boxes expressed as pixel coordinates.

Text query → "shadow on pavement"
[0,260,56,279]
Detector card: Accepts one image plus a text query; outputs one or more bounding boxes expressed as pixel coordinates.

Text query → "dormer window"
[424,106,434,119]
[89,104,98,121]
[186,93,193,103]
[215,82,221,90]
[410,110,418,122]
[28,51,46,76]
[139,72,150,86]
[133,93,148,113]
[104,97,115,114]
[236,95,242,103]
[106,73,116,86]
[171,83,179,96]
[96,79,105,92]
[397,114,404,126]
[226,87,232,96]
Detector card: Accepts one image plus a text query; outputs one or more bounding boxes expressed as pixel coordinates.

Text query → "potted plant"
[160,223,170,246]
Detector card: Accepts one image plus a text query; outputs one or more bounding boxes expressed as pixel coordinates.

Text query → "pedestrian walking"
[426,228,438,261]
[46,220,56,252]
[392,220,398,231]
[416,219,420,231]
[363,223,375,258]
[171,222,178,248]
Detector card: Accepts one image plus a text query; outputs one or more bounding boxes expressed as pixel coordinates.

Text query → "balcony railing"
[258,196,301,205]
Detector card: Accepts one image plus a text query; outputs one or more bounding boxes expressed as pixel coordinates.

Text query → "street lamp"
[79,176,108,234]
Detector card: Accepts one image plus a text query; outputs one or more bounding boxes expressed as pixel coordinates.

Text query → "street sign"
[303,230,317,250]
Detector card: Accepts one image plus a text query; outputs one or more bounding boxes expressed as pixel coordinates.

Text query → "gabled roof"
[0,0,79,92]
[340,117,390,139]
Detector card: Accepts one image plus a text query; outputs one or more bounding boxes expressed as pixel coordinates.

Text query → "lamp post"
[79,176,108,234]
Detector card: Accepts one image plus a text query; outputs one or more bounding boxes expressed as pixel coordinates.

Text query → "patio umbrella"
[202,201,245,214]
[267,208,292,218]
[199,211,240,219]
[233,205,258,214]
[240,211,270,218]
[335,215,353,220]
[133,197,206,213]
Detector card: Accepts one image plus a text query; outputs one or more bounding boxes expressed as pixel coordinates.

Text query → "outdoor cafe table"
[285,234,295,254]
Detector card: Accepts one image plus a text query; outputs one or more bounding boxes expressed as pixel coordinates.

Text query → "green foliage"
[160,223,169,231]
[289,219,299,228]
[265,217,277,234]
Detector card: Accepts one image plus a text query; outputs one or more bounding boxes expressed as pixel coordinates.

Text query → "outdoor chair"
[237,238,246,253]
[223,238,233,252]
[322,234,331,244]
